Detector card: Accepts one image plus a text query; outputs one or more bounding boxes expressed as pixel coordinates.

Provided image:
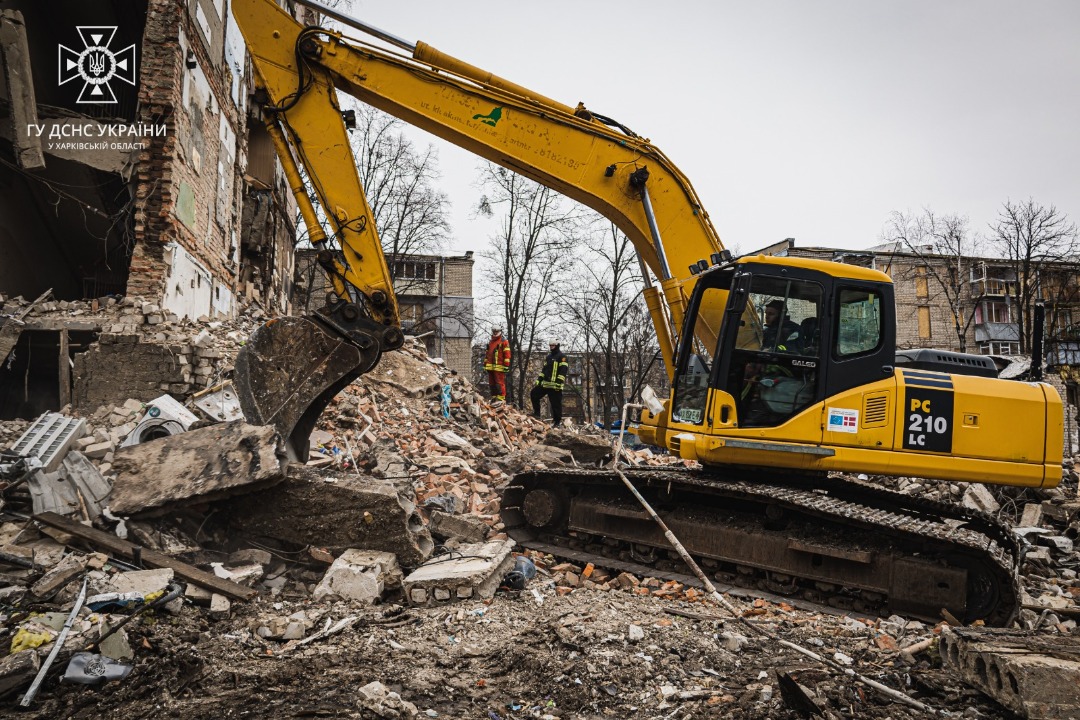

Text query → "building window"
[915,267,928,299]
[979,341,1020,356]
[977,301,1012,324]
[399,302,424,328]
[394,261,437,280]
[917,306,932,340]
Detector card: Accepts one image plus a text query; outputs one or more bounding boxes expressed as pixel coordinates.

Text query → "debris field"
[1,295,1079,719]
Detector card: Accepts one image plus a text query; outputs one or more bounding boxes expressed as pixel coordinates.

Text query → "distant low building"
[295,250,475,377]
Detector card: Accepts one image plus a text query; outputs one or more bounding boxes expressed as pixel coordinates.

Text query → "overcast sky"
[346,0,1079,257]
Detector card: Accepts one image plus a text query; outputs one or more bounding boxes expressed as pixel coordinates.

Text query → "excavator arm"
[231,0,729,456]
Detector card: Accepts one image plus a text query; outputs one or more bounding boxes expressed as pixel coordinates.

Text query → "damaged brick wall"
[72,334,191,411]
[127,0,183,301]
[239,186,295,312]
[127,0,294,317]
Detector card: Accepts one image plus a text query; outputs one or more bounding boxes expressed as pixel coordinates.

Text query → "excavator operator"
[762,299,800,352]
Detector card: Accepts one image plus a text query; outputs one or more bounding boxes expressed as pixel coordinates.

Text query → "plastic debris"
[62,652,134,685]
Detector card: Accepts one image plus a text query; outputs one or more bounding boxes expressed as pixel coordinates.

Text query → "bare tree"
[477,163,583,408]
[348,104,451,293]
[289,105,451,309]
[566,222,651,427]
[990,199,1079,353]
[881,209,983,351]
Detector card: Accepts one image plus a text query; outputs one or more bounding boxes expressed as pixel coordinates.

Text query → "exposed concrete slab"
[403,539,515,606]
[313,549,401,604]
[227,466,433,567]
[940,627,1080,719]
[0,9,44,169]
[428,509,489,543]
[108,421,286,515]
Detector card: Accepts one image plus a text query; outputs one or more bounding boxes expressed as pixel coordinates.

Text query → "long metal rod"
[289,0,415,52]
[639,186,672,280]
[611,405,939,715]
[21,575,88,706]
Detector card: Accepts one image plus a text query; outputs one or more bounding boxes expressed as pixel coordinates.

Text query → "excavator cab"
[671,256,895,436]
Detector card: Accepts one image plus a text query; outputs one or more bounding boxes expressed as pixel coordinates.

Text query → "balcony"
[970,277,1016,297]
[974,322,1019,344]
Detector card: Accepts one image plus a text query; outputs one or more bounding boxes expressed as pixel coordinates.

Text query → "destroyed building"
[295,248,476,377]
[0,0,303,419]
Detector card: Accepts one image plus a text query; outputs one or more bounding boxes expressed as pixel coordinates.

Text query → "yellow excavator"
[231,0,1062,625]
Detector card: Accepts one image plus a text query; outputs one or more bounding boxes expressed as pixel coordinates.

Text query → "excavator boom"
[230,0,730,457]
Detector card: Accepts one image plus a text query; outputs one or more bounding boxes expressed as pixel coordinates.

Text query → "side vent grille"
[862,392,890,428]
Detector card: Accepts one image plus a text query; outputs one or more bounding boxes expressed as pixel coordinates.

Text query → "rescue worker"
[483,327,511,402]
[762,299,800,352]
[531,339,568,425]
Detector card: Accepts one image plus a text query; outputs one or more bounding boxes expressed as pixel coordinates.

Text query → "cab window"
[725,276,823,427]
[836,288,883,357]
[672,286,727,425]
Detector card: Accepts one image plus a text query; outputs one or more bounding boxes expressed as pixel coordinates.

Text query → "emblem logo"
[472,106,503,127]
[58,27,136,104]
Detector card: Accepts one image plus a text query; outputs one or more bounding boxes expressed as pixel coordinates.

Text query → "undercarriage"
[502,467,1021,626]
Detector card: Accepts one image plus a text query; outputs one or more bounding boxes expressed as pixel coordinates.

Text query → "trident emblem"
[58,26,136,104]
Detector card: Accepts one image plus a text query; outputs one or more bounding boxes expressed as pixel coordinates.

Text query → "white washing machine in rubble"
[120,395,199,448]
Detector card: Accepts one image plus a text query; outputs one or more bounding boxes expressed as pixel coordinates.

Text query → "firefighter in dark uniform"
[530,339,568,425]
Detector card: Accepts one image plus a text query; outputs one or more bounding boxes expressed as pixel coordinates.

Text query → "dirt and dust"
[6,574,1006,720]
[2,324,1078,719]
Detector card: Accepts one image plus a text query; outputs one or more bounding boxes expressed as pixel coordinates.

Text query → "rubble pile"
[1,292,260,400]
[1,302,1078,717]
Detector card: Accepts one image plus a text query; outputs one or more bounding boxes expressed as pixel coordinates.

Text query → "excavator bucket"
[233,316,380,461]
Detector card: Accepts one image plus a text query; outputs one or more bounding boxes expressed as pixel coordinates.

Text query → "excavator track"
[502,467,1022,626]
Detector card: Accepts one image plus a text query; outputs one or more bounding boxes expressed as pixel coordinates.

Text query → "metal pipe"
[21,576,88,706]
[639,185,672,280]
[289,0,415,52]
[1032,301,1045,382]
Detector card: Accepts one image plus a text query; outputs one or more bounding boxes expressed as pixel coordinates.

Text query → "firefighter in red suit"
[483,328,511,402]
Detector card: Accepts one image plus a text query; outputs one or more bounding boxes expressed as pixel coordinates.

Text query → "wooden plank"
[33,511,257,601]
[58,328,71,408]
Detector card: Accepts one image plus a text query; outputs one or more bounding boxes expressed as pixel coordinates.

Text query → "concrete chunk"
[543,428,613,464]
[110,568,174,595]
[1020,503,1044,527]
[209,593,231,619]
[108,421,286,515]
[428,510,489,543]
[403,539,515,607]
[227,466,433,566]
[313,549,401,604]
[962,484,1001,514]
[0,649,39,697]
[940,627,1080,719]
[30,553,86,598]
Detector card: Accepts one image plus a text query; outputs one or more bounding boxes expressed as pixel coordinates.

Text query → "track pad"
[234,316,379,460]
